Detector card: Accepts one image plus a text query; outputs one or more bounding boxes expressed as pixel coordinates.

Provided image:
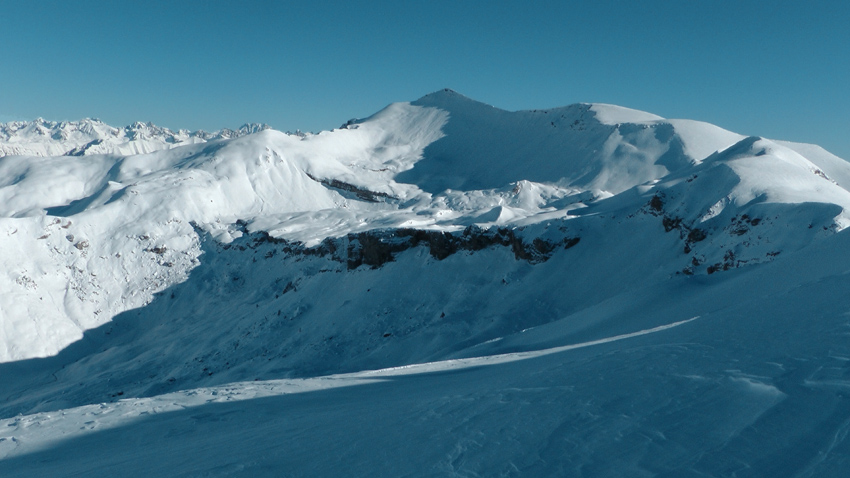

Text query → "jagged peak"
[0,117,274,158]
[0,117,267,137]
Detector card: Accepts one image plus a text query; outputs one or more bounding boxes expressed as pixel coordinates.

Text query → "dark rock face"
[305,174,393,202]
[225,225,580,270]
[345,227,579,268]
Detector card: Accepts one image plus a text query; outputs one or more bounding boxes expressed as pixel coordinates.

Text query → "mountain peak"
[413,88,493,109]
[419,87,464,99]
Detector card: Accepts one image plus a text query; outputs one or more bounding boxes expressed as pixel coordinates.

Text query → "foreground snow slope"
[2,226,850,476]
[2,90,850,475]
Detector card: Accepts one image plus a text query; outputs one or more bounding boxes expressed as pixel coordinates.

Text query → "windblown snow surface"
[2,89,850,476]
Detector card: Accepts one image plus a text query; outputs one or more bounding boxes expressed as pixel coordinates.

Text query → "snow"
[666,118,745,161]
[3,231,850,475]
[0,118,269,158]
[589,102,665,124]
[2,90,850,476]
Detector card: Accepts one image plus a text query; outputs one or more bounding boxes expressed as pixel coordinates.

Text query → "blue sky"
[1,1,848,158]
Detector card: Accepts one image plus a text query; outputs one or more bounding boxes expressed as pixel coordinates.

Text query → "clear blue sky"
[2,1,848,158]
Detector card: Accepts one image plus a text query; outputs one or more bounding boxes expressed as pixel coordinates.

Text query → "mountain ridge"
[0,117,272,158]
[3,91,850,476]
[2,92,849,362]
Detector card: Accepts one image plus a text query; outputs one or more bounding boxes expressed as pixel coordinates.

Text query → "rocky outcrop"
[226,225,581,270]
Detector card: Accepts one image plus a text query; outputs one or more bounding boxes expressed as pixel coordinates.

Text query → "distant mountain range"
[0,118,270,157]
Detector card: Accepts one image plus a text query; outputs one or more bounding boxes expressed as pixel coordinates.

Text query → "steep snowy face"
[1,90,850,366]
[0,118,270,158]
[396,89,745,194]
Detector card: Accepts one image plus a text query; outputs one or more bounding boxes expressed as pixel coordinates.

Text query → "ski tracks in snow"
[0,316,700,461]
[359,316,701,378]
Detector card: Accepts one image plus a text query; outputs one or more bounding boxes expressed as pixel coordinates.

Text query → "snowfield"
[2,89,850,476]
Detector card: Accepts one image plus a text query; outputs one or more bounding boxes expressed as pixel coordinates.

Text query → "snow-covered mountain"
[2,90,850,476]
[0,118,270,158]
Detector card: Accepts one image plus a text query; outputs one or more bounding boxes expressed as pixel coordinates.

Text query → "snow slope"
[3,227,850,476]
[2,90,850,476]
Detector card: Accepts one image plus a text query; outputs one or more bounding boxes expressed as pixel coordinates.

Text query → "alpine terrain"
[2,89,850,476]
